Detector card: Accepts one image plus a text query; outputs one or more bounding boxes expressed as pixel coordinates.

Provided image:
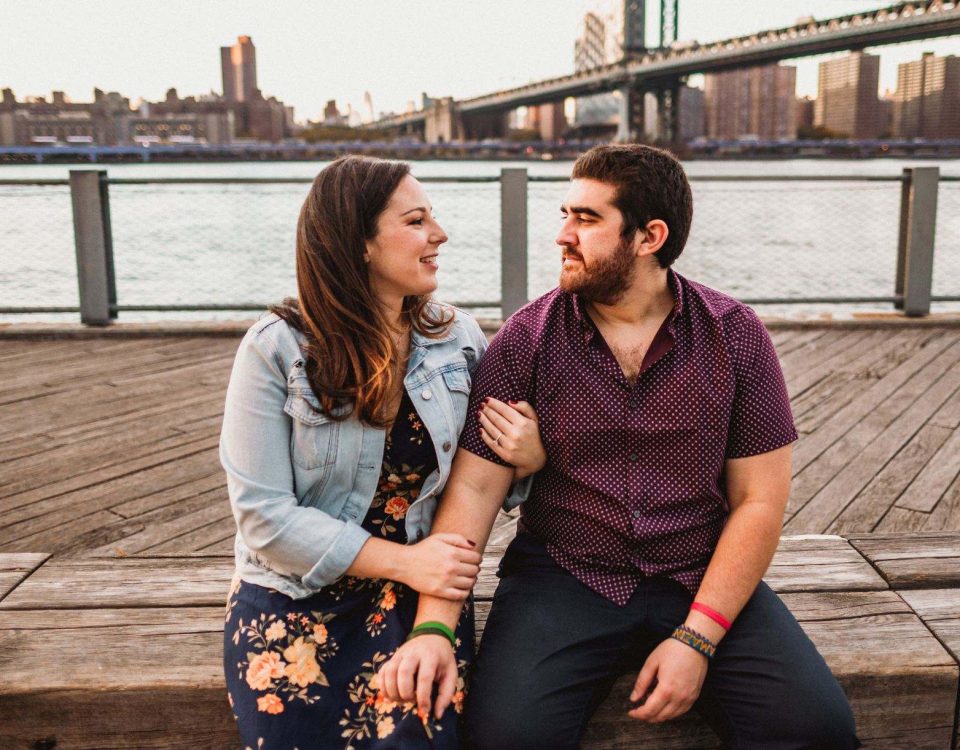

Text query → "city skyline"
[2,1,958,121]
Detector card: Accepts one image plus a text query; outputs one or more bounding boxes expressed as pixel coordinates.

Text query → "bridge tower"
[617,0,683,143]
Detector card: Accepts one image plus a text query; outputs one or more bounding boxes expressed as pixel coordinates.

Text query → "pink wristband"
[690,602,732,631]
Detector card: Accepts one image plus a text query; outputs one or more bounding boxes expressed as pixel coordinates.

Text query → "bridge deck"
[1,323,959,558]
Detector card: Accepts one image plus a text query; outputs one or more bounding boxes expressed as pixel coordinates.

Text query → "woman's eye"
[410,218,423,225]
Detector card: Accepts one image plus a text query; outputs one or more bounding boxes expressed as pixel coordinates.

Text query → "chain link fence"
[1,171,957,323]
[0,182,76,316]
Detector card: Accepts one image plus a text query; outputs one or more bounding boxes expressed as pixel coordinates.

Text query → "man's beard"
[558,236,636,305]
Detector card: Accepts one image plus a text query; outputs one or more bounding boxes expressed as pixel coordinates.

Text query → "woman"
[220,155,545,750]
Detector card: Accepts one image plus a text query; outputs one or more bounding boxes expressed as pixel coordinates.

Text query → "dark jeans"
[465,533,860,750]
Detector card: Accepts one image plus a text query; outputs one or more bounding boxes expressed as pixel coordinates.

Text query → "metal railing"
[0,168,955,324]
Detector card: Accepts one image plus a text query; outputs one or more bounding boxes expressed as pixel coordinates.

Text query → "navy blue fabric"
[465,533,860,750]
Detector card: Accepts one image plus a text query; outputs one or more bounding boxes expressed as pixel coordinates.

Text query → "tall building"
[892,53,960,139]
[704,64,797,140]
[573,1,646,128]
[678,85,705,141]
[221,35,258,103]
[814,51,882,139]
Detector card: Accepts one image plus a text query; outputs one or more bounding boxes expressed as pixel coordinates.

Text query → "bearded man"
[378,144,860,750]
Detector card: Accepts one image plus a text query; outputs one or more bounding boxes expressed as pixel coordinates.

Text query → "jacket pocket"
[441,364,471,427]
[283,392,340,471]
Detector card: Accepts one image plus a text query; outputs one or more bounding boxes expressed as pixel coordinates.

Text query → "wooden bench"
[2,533,960,749]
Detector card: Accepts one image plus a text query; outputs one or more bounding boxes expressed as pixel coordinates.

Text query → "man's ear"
[635,220,669,258]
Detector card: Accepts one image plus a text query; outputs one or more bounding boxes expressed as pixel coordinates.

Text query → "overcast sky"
[2,1,958,121]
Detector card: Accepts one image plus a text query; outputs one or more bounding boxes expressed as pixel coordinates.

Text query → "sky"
[2,1,958,122]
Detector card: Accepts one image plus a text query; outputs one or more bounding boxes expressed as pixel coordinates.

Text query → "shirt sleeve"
[458,316,538,466]
[724,307,798,459]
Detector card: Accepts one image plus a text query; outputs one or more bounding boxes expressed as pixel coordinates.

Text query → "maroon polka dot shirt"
[460,270,797,606]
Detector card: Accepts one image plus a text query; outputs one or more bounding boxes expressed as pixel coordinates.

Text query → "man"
[379,144,859,749]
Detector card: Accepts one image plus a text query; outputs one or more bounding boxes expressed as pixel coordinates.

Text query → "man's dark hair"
[571,144,693,268]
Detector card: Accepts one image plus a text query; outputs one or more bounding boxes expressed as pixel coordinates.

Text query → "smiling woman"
[217,154,547,749]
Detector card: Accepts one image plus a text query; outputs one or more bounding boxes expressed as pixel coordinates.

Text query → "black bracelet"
[670,624,717,660]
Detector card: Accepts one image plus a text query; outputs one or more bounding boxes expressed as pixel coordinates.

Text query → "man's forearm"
[413,450,513,628]
[685,501,783,643]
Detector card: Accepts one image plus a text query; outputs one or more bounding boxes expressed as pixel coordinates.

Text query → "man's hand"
[628,638,709,723]
[378,634,458,720]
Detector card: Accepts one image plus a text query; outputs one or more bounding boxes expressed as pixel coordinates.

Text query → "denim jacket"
[220,307,525,600]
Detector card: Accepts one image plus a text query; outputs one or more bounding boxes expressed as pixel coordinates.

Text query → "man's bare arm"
[378,448,515,716]
[629,444,792,723]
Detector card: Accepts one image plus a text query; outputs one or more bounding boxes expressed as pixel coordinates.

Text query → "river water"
[1,158,958,322]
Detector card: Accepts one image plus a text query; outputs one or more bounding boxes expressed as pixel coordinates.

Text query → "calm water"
[1,158,958,322]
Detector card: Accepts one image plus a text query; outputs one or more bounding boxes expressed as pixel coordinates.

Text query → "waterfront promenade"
[2,318,959,558]
[4,317,960,748]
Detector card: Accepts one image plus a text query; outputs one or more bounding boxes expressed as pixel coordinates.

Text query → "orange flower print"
[246,651,286,691]
[384,497,409,520]
[372,613,384,624]
[264,620,287,642]
[374,691,398,714]
[376,716,396,739]
[283,637,321,687]
[452,689,465,713]
[312,623,328,645]
[404,472,420,482]
[381,589,397,611]
[257,693,285,714]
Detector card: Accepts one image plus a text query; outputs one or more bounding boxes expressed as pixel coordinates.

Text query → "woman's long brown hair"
[271,155,453,427]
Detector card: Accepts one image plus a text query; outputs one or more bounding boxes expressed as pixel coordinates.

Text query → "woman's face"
[365,175,447,308]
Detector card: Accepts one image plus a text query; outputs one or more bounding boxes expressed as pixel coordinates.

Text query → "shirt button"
[421,389,432,400]
[628,453,639,462]
[442,441,452,452]
[633,510,642,518]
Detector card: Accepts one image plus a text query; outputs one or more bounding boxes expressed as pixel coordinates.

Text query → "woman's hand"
[396,533,482,600]
[477,397,546,479]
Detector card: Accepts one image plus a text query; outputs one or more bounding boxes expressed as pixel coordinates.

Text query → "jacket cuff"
[302,521,372,588]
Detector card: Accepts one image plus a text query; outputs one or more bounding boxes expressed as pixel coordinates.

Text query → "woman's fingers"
[480,426,508,458]
[509,400,538,422]
[478,410,511,445]
[481,397,520,425]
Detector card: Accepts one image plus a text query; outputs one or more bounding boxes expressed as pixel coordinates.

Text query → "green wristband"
[408,620,456,648]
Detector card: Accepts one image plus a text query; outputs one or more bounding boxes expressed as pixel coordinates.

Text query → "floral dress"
[224,390,473,750]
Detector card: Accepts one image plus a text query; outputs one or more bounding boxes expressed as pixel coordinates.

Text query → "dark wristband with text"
[670,624,717,660]
[406,621,456,648]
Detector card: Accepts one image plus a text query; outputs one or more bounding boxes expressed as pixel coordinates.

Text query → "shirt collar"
[572,268,684,343]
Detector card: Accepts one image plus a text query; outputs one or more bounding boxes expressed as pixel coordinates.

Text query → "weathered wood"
[0,607,234,750]
[896,420,960,513]
[786,344,960,530]
[0,557,234,610]
[828,423,953,534]
[0,553,49,601]
[849,532,960,588]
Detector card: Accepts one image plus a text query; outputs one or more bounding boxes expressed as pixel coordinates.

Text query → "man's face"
[556,178,636,305]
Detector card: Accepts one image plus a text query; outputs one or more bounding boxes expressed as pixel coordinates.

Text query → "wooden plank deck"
[2,323,960,557]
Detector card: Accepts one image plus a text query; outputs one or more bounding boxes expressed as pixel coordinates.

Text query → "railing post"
[69,170,116,325]
[500,168,528,320]
[896,166,939,317]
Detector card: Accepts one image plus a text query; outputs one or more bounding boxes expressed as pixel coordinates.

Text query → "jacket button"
[421,389,432,400]
[442,441,452,452]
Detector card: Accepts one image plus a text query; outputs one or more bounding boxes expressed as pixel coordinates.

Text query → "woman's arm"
[222,328,478,597]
